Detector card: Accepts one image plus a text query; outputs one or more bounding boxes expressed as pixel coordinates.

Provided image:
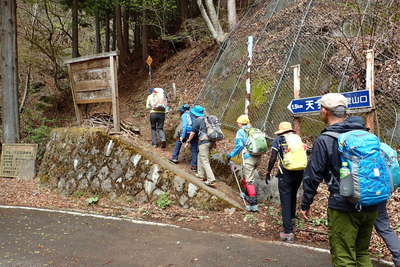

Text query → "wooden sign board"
[64,51,120,131]
[0,144,38,179]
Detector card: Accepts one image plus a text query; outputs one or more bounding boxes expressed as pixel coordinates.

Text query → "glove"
[226,154,231,161]
[265,172,271,185]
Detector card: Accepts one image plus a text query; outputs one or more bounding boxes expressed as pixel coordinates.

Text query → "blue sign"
[287,90,371,114]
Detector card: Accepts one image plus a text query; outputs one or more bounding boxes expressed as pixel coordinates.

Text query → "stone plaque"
[0,144,38,179]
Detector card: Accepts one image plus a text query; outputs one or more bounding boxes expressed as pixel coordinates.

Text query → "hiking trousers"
[197,143,215,182]
[278,169,303,234]
[375,201,400,266]
[242,156,261,185]
[171,136,199,167]
[150,112,166,145]
[328,208,378,267]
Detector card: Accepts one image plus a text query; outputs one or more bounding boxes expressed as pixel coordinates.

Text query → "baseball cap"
[319,93,348,110]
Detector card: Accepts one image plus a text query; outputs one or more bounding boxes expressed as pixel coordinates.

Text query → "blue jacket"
[228,125,251,160]
[181,111,194,139]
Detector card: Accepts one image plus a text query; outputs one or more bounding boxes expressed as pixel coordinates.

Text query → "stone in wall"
[38,128,241,211]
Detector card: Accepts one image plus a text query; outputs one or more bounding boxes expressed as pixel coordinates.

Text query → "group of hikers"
[146,88,400,267]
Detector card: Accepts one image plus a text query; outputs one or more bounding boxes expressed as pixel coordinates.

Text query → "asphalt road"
[0,207,389,267]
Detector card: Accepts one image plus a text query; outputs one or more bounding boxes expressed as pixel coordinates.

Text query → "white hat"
[320,93,348,110]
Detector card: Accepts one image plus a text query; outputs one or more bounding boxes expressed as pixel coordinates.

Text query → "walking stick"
[229,161,248,207]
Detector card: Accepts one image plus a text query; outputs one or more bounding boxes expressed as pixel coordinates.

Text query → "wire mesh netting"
[196,0,400,145]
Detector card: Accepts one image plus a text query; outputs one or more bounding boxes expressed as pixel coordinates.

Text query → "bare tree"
[227,0,237,31]
[72,0,79,57]
[0,0,20,142]
[197,0,226,43]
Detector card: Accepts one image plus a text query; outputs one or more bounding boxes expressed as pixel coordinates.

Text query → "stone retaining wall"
[38,128,240,211]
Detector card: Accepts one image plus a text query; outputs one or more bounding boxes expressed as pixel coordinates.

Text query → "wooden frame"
[64,51,120,131]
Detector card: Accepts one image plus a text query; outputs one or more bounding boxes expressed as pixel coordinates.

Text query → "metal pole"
[1,0,20,143]
[245,36,253,115]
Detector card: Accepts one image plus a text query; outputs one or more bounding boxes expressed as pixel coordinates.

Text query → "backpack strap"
[322,131,340,139]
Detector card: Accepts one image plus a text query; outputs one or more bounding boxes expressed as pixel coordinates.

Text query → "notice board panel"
[0,144,38,179]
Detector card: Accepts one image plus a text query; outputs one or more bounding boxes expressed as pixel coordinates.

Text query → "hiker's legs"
[171,138,183,160]
[278,172,294,234]
[155,113,166,142]
[355,210,377,266]
[290,170,303,220]
[190,137,199,168]
[198,143,215,182]
[242,156,260,205]
[150,113,158,145]
[328,208,377,267]
[375,201,400,266]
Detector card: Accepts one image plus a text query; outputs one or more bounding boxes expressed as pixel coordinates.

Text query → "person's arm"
[300,138,329,217]
[228,129,245,158]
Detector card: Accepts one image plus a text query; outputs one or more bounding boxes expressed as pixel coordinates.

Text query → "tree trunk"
[141,23,148,67]
[197,0,225,43]
[177,0,189,24]
[115,4,127,63]
[122,6,129,55]
[133,13,141,59]
[205,0,224,41]
[95,11,101,53]
[227,0,237,31]
[72,0,79,57]
[104,14,110,52]
[112,13,116,51]
[0,0,20,142]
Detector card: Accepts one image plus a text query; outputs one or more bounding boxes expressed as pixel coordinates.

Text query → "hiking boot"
[204,180,216,187]
[245,205,252,212]
[279,232,294,242]
[169,158,178,164]
[250,205,259,212]
[161,141,167,148]
[195,173,206,181]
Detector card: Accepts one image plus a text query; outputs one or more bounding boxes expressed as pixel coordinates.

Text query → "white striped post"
[245,36,253,115]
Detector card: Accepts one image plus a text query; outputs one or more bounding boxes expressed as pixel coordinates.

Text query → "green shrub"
[156,193,172,209]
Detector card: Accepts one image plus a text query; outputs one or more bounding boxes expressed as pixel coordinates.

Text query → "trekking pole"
[229,161,248,207]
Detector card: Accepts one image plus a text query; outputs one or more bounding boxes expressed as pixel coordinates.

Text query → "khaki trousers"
[197,143,216,182]
[242,156,261,184]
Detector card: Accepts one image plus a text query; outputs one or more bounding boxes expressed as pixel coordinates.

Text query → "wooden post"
[245,35,253,115]
[172,83,177,99]
[110,55,120,132]
[365,50,375,133]
[292,64,301,135]
[1,0,20,143]
[67,64,82,124]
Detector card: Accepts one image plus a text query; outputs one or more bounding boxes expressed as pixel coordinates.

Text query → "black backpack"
[200,115,224,142]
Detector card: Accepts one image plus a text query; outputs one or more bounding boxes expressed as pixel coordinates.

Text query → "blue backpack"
[323,130,391,207]
[380,143,400,192]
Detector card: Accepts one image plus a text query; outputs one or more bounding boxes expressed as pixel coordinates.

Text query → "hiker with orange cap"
[266,121,307,242]
[226,114,265,212]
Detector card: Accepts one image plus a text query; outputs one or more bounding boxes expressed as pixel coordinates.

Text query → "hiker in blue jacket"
[169,104,199,171]
[226,114,261,212]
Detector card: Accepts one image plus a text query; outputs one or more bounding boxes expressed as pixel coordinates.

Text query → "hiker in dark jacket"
[300,93,378,267]
[185,106,216,187]
[347,116,400,267]
[265,121,304,242]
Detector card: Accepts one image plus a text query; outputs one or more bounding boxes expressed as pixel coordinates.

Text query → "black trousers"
[150,112,166,145]
[278,169,303,234]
